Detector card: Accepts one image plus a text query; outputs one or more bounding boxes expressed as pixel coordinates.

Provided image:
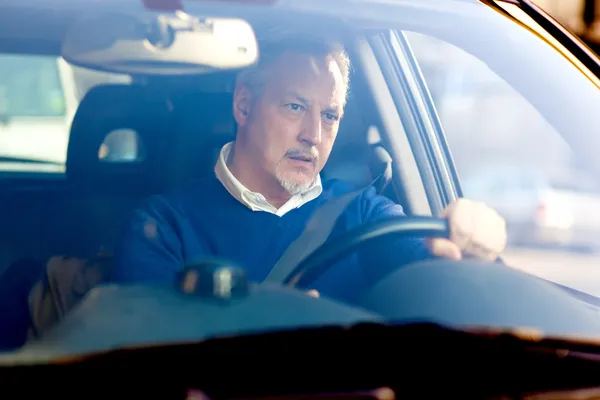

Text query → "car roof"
[0,0,496,55]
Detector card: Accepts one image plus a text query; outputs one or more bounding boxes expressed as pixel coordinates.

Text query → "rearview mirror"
[61,11,258,75]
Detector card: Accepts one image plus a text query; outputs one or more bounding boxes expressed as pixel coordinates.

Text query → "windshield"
[1,0,600,360]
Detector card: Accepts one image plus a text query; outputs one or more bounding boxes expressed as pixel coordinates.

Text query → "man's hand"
[426,198,507,261]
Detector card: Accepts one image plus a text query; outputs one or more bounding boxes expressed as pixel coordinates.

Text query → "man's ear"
[232,84,253,127]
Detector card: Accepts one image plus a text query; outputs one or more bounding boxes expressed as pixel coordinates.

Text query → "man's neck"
[228,144,292,209]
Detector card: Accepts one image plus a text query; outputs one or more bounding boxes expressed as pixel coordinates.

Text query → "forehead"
[263,51,346,111]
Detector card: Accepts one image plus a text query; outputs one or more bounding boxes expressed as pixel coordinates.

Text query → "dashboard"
[3,323,600,399]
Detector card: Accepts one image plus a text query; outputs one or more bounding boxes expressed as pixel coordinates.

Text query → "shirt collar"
[214,141,322,216]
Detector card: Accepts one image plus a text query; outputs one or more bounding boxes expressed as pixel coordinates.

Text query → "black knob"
[178,259,249,300]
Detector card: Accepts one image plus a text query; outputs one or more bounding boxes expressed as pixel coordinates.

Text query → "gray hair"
[236,37,351,104]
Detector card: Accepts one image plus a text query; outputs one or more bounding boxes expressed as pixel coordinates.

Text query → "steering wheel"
[280,216,451,288]
[14,216,600,359]
[277,216,600,338]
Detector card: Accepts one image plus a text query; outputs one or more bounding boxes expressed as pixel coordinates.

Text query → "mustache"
[284,147,319,161]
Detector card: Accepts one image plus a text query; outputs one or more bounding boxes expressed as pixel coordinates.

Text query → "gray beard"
[276,170,316,195]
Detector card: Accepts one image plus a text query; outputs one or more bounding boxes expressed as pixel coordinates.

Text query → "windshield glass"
[1,0,600,359]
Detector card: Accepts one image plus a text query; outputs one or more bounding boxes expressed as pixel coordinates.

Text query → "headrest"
[169,91,237,184]
[173,91,234,129]
[66,84,172,190]
[175,91,236,150]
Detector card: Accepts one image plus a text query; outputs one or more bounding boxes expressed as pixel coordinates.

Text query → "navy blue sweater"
[112,175,435,303]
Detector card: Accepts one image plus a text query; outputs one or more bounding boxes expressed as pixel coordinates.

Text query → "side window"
[403,32,574,188]
[403,31,600,270]
[0,54,66,118]
[0,53,131,176]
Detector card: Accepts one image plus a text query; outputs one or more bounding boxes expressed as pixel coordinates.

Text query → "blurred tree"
[584,0,600,49]
[533,0,586,35]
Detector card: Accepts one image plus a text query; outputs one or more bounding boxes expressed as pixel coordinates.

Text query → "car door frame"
[366,30,461,216]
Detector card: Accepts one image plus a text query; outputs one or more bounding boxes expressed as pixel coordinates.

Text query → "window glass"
[0,54,66,118]
[404,30,600,295]
[0,54,131,174]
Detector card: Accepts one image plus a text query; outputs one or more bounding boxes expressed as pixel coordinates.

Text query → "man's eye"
[286,103,305,113]
[323,113,339,122]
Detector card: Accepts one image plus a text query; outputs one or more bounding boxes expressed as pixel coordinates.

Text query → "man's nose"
[298,113,322,147]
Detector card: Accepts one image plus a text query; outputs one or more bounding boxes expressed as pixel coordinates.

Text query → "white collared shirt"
[214,141,323,217]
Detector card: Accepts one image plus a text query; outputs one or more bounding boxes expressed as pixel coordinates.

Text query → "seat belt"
[263,174,386,285]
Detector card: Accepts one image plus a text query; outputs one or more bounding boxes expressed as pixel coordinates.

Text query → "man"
[112,38,506,303]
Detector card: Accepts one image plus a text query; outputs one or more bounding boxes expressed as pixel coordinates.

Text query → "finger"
[440,200,473,250]
[426,238,463,260]
[467,200,507,256]
[442,199,507,259]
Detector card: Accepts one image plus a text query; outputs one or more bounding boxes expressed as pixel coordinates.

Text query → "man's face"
[234,51,346,195]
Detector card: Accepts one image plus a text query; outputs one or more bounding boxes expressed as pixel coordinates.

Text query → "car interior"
[4,0,599,292]
[0,1,428,350]
[0,54,395,268]
[7,1,600,398]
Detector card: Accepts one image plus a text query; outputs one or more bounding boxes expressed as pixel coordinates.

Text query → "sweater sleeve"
[357,186,437,284]
[112,195,184,284]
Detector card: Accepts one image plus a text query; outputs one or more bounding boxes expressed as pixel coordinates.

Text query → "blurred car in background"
[552,175,600,251]
[462,164,600,251]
